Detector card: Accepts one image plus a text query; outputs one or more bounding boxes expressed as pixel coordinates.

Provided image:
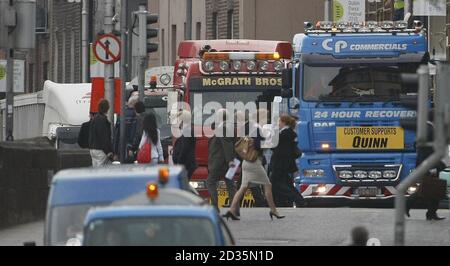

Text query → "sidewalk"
[0,220,44,246]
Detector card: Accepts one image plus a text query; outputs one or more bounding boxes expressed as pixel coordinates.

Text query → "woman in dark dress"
[270,115,305,207]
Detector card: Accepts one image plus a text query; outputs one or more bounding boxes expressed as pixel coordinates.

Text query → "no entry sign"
[93,34,121,64]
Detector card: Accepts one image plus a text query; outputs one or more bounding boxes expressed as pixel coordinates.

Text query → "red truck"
[169,40,292,207]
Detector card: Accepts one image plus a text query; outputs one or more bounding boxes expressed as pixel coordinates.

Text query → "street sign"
[0,59,25,93]
[413,0,446,16]
[333,0,365,23]
[93,34,121,64]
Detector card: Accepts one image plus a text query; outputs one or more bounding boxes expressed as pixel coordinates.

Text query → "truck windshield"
[84,217,216,246]
[147,106,171,139]
[303,65,407,102]
[189,90,279,125]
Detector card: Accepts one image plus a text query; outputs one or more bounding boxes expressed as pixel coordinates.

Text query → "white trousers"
[90,149,110,167]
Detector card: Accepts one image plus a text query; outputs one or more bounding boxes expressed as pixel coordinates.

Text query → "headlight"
[203,61,214,72]
[246,60,256,71]
[273,61,284,71]
[407,186,418,194]
[303,169,325,178]
[354,170,368,179]
[383,170,397,179]
[219,61,229,71]
[259,60,269,71]
[368,171,382,179]
[232,60,242,71]
[190,181,206,189]
[339,170,353,179]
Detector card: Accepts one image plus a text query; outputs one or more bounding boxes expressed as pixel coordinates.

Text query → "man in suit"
[207,110,237,212]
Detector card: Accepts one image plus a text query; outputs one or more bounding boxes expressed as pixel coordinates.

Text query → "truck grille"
[333,164,402,183]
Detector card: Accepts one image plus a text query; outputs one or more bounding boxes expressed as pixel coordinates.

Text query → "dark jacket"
[89,113,113,154]
[270,127,298,174]
[173,130,197,178]
[208,123,235,177]
[77,119,91,149]
[132,113,145,151]
[113,107,137,154]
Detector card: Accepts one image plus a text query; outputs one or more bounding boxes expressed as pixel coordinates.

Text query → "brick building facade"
[206,0,240,40]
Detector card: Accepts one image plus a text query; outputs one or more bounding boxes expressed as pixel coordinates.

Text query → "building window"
[227,10,234,39]
[196,22,201,40]
[70,30,75,83]
[62,31,66,82]
[36,0,48,34]
[28,63,34,93]
[161,28,165,65]
[43,61,48,82]
[171,25,177,64]
[212,12,218,39]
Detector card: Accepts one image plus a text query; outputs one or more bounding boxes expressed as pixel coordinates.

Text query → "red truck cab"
[171,40,292,205]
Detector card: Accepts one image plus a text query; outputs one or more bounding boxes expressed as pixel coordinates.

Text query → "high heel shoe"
[426,213,446,221]
[222,211,240,221]
[269,211,285,220]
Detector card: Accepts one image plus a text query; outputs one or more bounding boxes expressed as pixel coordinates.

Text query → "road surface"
[0,208,448,246]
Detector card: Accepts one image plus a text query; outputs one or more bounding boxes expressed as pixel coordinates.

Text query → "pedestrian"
[350,226,369,246]
[393,0,405,21]
[89,99,113,167]
[130,101,146,160]
[172,110,197,179]
[406,146,447,220]
[270,114,305,207]
[234,110,266,208]
[78,112,94,149]
[113,95,139,162]
[207,109,237,212]
[224,109,284,221]
[137,112,164,164]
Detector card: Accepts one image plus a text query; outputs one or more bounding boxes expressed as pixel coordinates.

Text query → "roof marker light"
[146,182,159,200]
[159,167,170,185]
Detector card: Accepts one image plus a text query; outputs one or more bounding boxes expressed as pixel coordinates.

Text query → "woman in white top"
[139,113,164,163]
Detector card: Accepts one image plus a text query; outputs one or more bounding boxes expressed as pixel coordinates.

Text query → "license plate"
[336,127,404,150]
[355,187,379,197]
[216,189,255,208]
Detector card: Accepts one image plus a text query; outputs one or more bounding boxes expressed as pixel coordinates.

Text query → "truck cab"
[170,40,292,205]
[44,165,192,246]
[287,21,428,201]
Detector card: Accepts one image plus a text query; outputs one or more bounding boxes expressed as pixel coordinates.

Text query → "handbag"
[235,136,259,162]
[137,138,152,164]
[419,176,448,201]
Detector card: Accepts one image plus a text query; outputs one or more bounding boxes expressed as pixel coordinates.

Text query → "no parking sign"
[93,34,121,64]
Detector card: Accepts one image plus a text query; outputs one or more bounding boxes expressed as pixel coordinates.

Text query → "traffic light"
[137,6,158,57]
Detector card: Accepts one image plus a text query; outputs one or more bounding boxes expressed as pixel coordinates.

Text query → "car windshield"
[84,217,217,246]
[302,65,414,102]
[50,204,105,246]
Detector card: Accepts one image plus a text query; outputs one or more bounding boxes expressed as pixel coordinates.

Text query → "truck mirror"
[281,68,292,90]
[167,91,179,125]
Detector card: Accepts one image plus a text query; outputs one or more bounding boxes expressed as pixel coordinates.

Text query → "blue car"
[81,187,234,246]
[44,165,192,246]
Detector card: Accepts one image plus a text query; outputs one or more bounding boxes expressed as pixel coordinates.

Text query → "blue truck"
[286,21,428,201]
